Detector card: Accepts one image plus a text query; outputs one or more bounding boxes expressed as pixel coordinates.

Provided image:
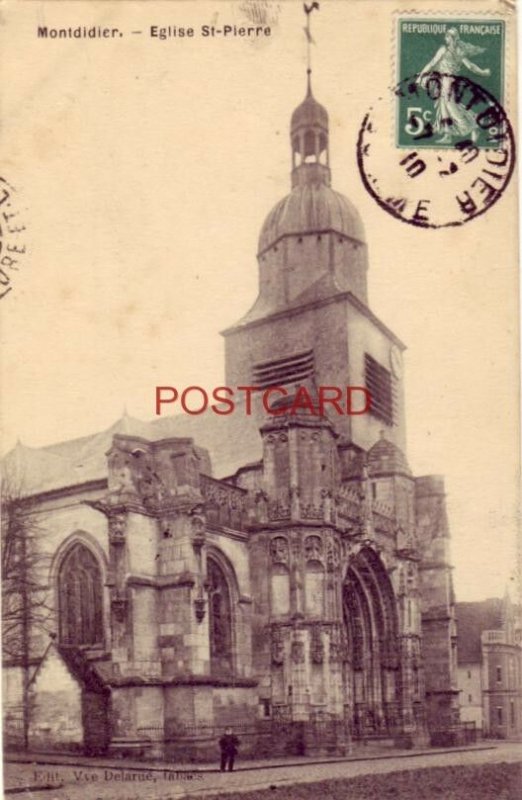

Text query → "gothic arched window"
[207,557,232,674]
[58,543,103,647]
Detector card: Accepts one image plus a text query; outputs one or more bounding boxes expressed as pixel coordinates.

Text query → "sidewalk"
[4,741,497,775]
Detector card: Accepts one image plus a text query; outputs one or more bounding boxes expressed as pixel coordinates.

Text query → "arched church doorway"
[342,547,401,738]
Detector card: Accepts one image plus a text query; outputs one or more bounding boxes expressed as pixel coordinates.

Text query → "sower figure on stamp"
[219,727,240,772]
[416,28,491,144]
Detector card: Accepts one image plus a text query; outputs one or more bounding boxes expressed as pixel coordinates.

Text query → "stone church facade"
[3,78,460,759]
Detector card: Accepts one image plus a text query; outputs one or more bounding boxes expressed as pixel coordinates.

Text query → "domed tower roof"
[258,185,365,254]
[258,72,366,256]
[367,433,411,476]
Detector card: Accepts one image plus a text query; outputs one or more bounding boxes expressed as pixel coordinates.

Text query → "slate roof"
[259,183,366,254]
[367,434,411,476]
[3,406,263,497]
[455,598,503,664]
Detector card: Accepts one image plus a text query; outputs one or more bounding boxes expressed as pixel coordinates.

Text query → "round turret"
[367,433,411,476]
[291,91,329,139]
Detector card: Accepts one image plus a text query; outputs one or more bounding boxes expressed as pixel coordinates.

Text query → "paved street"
[3,742,522,800]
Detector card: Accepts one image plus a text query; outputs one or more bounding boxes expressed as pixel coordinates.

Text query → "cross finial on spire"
[303,2,320,94]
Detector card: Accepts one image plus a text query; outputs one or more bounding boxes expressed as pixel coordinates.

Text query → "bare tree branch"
[1,474,53,747]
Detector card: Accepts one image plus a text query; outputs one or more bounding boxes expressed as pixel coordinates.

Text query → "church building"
[2,67,460,759]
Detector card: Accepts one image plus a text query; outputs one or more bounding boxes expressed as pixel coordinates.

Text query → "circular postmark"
[357,74,515,228]
[0,177,28,298]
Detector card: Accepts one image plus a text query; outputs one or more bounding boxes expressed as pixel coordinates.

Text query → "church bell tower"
[222,56,407,452]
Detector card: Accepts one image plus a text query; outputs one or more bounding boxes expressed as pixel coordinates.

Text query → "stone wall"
[416,475,459,732]
[28,647,83,750]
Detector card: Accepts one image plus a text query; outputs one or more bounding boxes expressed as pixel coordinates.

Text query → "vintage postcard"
[1,1,520,798]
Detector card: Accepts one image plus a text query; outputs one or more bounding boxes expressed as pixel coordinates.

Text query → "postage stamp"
[396,18,505,149]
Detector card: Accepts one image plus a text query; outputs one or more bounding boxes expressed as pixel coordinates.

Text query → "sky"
[1,0,519,602]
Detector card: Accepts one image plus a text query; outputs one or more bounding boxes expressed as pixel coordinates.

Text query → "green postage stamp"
[397,18,505,148]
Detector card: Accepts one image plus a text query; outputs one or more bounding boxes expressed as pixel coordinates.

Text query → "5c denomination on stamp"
[0,177,28,299]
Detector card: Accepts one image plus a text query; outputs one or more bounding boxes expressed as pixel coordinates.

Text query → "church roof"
[3,408,263,497]
[258,183,366,254]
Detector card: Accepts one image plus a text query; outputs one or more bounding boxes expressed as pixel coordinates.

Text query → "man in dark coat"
[219,727,240,772]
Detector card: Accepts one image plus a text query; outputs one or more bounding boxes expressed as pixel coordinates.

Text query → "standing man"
[219,726,240,772]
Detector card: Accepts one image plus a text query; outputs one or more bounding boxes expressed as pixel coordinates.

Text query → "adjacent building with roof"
[457,596,522,739]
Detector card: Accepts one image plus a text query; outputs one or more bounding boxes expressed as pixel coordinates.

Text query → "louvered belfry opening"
[364,353,395,426]
[253,350,315,390]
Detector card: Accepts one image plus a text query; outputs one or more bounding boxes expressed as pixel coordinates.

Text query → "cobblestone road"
[4,742,521,800]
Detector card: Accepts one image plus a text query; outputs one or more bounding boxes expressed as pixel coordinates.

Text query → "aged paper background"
[0,0,518,609]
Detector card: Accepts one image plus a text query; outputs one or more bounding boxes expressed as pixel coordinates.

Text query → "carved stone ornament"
[311,625,324,664]
[194,597,206,623]
[353,620,364,670]
[111,592,128,623]
[329,640,340,663]
[324,625,343,664]
[108,512,127,545]
[398,568,406,597]
[339,625,351,663]
[107,445,138,495]
[326,536,341,571]
[291,640,305,664]
[270,536,289,564]
[191,514,206,552]
[302,503,323,520]
[268,491,291,521]
[304,534,323,562]
[200,477,246,528]
[135,456,170,509]
[271,627,284,666]
[255,490,268,518]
